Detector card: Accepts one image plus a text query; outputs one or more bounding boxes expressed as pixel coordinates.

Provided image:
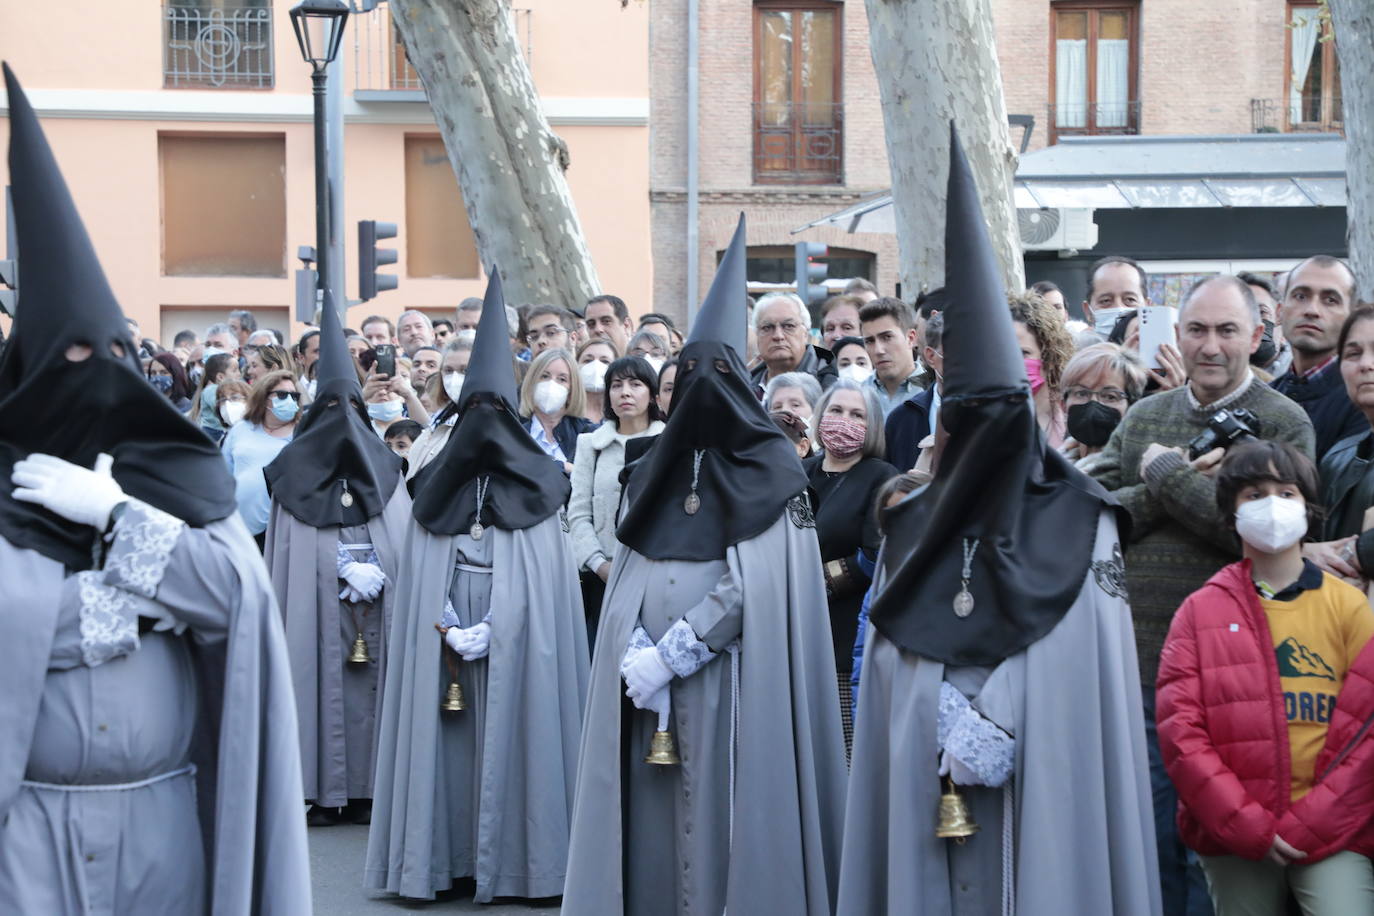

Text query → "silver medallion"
[684,493,701,515]
[470,522,484,541]
[340,491,354,508]
[953,588,975,618]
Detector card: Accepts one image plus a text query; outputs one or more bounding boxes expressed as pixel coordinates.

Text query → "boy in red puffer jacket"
[1158,439,1374,915]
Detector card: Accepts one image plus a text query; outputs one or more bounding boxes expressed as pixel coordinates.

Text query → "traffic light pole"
[310,66,331,317]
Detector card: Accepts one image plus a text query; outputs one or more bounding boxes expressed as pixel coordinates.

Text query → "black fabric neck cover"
[616,339,808,561]
[409,269,569,534]
[0,64,236,570]
[264,295,401,528]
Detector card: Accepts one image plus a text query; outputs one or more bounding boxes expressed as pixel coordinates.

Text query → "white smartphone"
[1138,305,1177,370]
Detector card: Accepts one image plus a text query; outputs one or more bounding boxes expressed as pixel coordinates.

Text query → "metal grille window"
[753,1,843,185]
[163,1,273,89]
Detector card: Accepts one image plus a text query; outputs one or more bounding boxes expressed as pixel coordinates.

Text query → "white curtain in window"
[1056,39,1087,127]
[1096,39,1129,128]
[1289,8,1321,124]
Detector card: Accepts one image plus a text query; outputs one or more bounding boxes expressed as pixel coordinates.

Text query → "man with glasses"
[748,292,833,399]
[525,304,580,355]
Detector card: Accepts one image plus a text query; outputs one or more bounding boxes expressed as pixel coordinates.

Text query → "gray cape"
[265,483,411,806]
[562,508,849,916]
[0,504,311,915]
[837,509,1161,916]
[365,513,589,901]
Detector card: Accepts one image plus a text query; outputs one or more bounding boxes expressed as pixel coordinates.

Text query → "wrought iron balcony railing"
[1048,100,1140,138]
[163,3,273,89]
[352,5,532,95]
[1251,97,1343,134]
[753,101,844,185]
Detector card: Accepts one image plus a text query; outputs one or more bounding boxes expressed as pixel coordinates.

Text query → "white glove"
[642,685,670,719]
[444,625,466,654]
[455,621,491,661]
[340,561,385,601]
[339,584,367,603]
[11,452,126,529]
[622,646,674,707]
[938,749,983,787]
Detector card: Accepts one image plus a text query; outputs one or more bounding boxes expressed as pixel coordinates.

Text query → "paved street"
[309,823,561,914]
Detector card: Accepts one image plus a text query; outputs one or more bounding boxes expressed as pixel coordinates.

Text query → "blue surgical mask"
[367,399,404,423]
[150,375,173,393]
[270,395,300,422]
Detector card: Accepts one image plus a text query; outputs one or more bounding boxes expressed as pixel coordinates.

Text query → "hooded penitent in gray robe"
[837,509,1161,916]
[0,501,312,915]
[365,513,589,902]
[562,507,849,916]
[265,485,411,806]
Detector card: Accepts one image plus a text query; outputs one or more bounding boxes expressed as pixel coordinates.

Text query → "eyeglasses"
[1063,386,1128,407]
[757,321,804,337]
[271,390,301,402]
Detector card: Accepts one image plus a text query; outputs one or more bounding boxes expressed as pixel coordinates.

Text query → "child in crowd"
[383,419,422,473]
[1157,439,1374,916]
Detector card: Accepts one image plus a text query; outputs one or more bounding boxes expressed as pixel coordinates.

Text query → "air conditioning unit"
[1017,208,1098,253]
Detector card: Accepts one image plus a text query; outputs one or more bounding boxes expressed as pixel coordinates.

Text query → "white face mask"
[534,379,569,415]
[220,401,247,427]
[443,371,466,403]
[839,364,874,384]
[579,360,608,392]
[1235,495,1308,554]
[367,398,405,423]
[305,378,317,399]
[642,355,665,376]
[1093,307,1127,338]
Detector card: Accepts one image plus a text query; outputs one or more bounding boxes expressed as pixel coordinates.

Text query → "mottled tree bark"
[863,0,1023,294]
[390,0,600,305]
[1327,0,1373,299]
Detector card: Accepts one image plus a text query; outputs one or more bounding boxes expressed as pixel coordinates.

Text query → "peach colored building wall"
[0,0,650,344]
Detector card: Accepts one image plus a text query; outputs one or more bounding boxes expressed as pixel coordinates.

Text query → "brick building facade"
[650,0,1338,322]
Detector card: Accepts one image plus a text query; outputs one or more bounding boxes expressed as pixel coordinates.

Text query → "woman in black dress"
[804,378,897,750]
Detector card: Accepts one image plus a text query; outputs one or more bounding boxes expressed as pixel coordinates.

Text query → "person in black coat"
[884,310,943,471]
[519,346,596,474]
[804,378,897,750]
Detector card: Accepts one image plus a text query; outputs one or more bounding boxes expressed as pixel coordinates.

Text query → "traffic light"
[358,219,398,301]
[794,241,828,306]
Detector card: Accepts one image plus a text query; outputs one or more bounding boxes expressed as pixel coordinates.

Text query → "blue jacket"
[850,549,877,714]
[883,386,935,471]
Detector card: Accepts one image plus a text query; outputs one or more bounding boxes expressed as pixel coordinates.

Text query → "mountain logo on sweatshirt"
[1275,637,1336,681]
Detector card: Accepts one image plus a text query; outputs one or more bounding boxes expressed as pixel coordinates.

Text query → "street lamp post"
[289,0,350,321]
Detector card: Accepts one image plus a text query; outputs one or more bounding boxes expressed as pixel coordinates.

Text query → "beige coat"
[566,420,664,572]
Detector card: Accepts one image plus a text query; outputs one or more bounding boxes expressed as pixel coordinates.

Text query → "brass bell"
[644,729,681,766]
[441,679,467,713]
[348,633,371,665]
[935,776,979,841]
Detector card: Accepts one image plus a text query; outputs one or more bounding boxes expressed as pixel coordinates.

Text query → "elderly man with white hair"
[748,292,834,399]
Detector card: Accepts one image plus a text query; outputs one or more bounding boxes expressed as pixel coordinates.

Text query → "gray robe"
[265,484,411,806]
[0,500,311,915]
[365,512,589,902]
[837,509,1161,916]
[562,507,848,916]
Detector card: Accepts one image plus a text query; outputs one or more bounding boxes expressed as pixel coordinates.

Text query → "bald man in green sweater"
[1091,274,1315,916]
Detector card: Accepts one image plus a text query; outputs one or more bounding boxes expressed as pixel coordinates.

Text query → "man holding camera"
[1091,274,1313,916]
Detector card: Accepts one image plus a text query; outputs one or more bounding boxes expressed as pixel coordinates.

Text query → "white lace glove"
[11,452,126,529]
[622,646,674,708]
[339,561,385,601]
[455,621,491,661]
[938,749,983,787]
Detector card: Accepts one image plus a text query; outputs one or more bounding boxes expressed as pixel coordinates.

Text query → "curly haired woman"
[1010,291,1075,448]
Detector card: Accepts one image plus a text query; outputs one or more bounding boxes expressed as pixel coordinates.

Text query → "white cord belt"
[21,763,196,794]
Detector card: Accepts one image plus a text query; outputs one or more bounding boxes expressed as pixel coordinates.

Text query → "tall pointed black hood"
[264,292,401,527]
[410,268,568,535]
[617,215,808,561]
[867,124,1114,666]
[0,64,236,569]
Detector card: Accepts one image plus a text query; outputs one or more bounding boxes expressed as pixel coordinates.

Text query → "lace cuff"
[338,542,379,577]
[944,702,1015,787]
[440,598,461,630]
[622,625,653,673]
[937,681,969,746]
[76,570,143,667]
[102,499,185,600]
[655,617,716,679]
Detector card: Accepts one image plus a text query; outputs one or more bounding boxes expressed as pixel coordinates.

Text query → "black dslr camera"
[1187,407,1260,460]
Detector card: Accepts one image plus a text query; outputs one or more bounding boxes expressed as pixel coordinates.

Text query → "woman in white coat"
[567,355,666,643]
